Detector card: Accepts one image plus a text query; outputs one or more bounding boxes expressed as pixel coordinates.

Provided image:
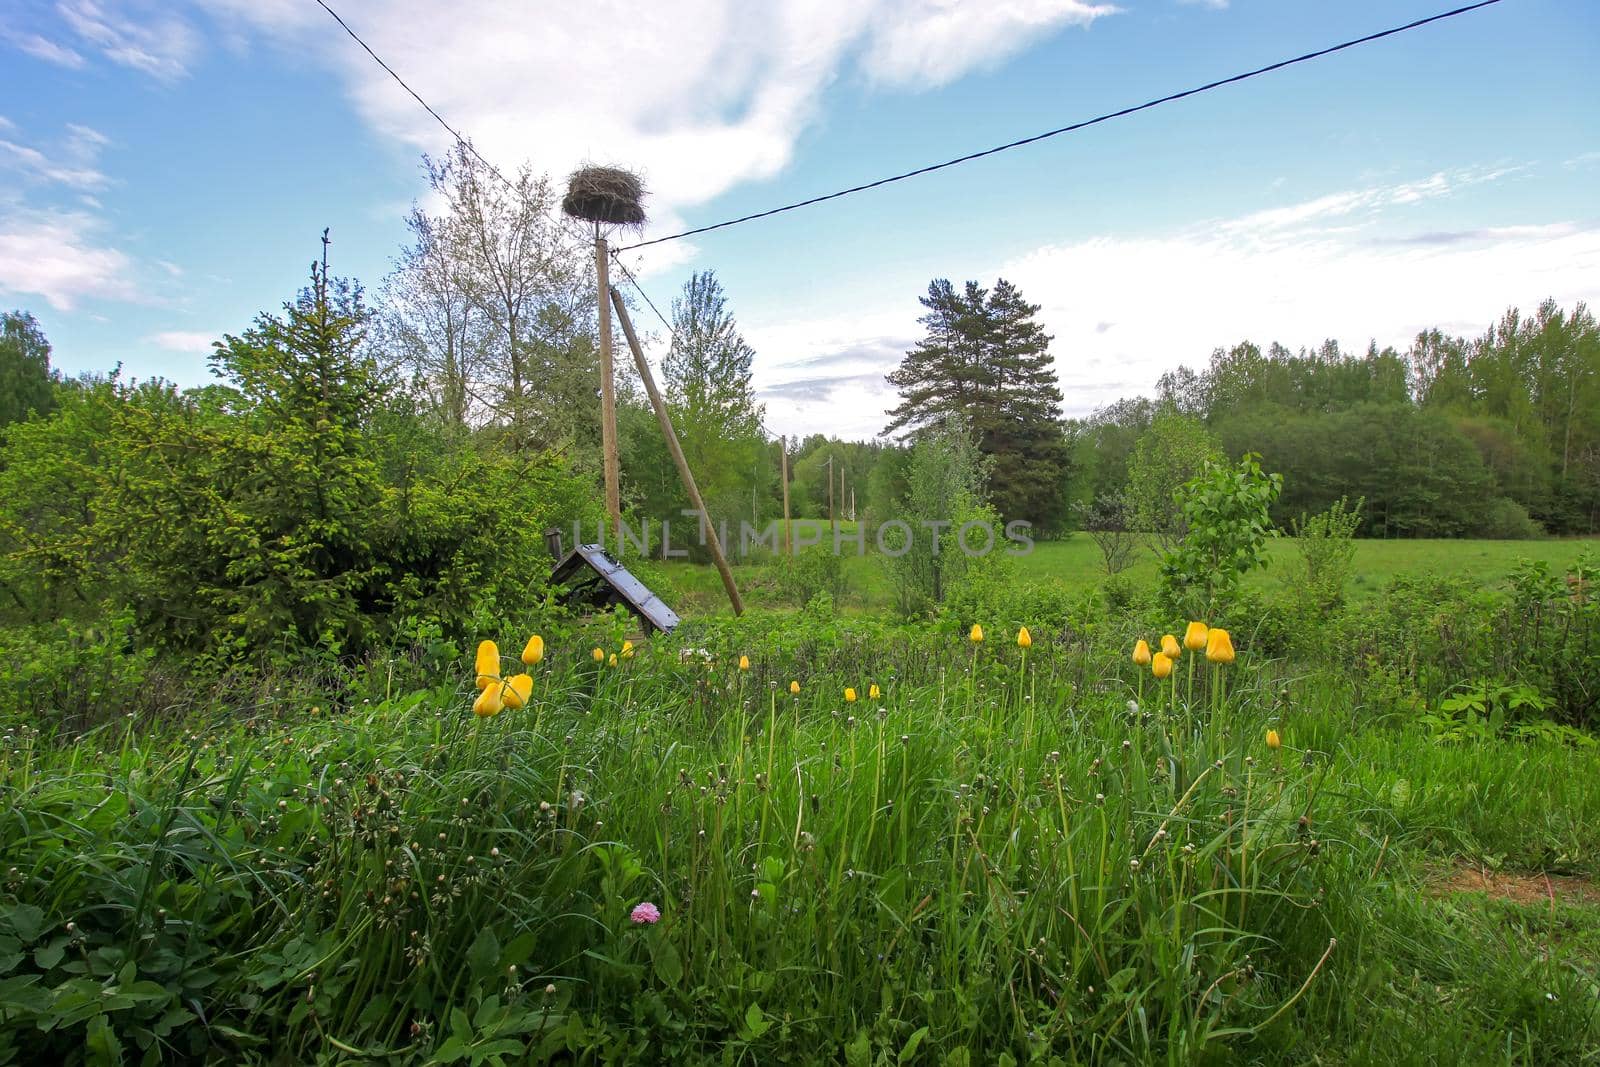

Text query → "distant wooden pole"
[595,233,622,545]
[780,436,791,556]
[827,453,837,543]
[838,463,845,529]
[609,287,744,616]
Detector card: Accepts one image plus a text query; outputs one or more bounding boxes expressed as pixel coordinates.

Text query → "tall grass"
[0,623,1595,1064]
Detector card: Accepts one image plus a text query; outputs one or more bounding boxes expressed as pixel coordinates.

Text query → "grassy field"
[647,532,1600,615]
[4,530,1599,1062]
[3,619,1597,1063]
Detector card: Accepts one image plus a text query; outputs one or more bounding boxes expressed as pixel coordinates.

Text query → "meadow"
[647,531,1600,615]
[2,576,1598,1064]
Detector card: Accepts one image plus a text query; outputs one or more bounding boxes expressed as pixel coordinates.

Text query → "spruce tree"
[884,277,1069,530]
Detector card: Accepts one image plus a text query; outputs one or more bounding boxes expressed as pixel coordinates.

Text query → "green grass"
[1,618,1596,1063]
[646,534,1600,615]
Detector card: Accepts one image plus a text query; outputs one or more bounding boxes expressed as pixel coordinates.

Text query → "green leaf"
[845,1029,872,1067]
[651,940,683,988]
[3,906,44,944]
[742,1001,770,1040]
[898,1026,929,1064]
[85,1014,122,1067]
[466,928,502,982]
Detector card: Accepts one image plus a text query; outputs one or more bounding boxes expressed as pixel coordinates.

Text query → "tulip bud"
[1183,622,1208,652]
[844,687,857,703]
[1205,628,1235,665]
[1132,639,1152,666]
[502,674,533,710]
[739,655,750,671]
[1152,652,1174,680]
[608,652,618,667]
[1160,634,1181,659]
[621,640,635,660]
[789,680,800,695]
[970,624,984,644]
[475,640,500,686]
[869,683,880,700]
[472,687,503,718]
[592,647,604,663]
[1016,626,1032,649]
[521,635,544,666]
[1265,728,1281,750]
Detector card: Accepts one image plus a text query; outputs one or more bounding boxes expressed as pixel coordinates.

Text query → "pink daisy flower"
[630,901,661,924]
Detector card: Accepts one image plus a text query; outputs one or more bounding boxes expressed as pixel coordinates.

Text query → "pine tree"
[884,278,1069,530]
[981,279,1069,530]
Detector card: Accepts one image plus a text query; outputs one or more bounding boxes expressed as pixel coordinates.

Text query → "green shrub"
[1288,496,1362,616]
[1476,496,1543,540]
[1159,453,1281,618]
[776,545,844,608]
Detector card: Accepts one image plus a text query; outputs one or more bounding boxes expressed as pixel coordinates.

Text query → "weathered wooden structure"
[548,541,680,634]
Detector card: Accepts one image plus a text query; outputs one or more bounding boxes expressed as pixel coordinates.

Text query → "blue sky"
[3,0,1597,438]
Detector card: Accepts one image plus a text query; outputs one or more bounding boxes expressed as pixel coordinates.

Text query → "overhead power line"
[612,0,1507,251]
[313,0,1508,310]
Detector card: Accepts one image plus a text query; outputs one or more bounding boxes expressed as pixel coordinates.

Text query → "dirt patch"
[1430,863,1600,908]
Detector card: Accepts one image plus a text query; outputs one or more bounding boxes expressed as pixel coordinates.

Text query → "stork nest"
[562,166,646,227]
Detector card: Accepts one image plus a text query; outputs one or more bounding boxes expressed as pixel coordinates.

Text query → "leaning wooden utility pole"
[610,287,744,616]
[779,436,791,556]
[595,231,622,543]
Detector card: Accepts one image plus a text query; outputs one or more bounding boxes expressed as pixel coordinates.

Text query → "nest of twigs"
[562,166,646,226]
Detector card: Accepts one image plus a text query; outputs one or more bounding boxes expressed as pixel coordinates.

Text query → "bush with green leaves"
[879,416,999,617]
[1159,453,1282,618]
[1288,496,1363,617]
[0,267,599,668]
[776,544,845,608]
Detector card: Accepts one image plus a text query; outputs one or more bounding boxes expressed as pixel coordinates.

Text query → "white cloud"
[205,0,1120,259]
[0,121,111,190]
[147,329,217,353]
[58,0,199,81]
[9,31,88,68]
[861,0,1117,90]
[0,209,138,310]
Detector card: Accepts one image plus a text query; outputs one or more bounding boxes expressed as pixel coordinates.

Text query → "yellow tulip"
[1183,621,1209,652]
[869,683,881,700]
[844,687,857,703]
[1152,652,1174,680]
[592,647,604,663]
[739,655,750,671]
[789,680,800,695]
[472,686,503,718]
[1161,634,1181,659]
[621,640,635,660]
[1205,628,1235,665]
[475,640,500,686]
[608,652,618,667]
[1016,626,1032,649]
[1265,728,1281,750]
[970,624,984,644]
[521,634,544,666]
[1132,639,1152,666]
[502,674,533,710]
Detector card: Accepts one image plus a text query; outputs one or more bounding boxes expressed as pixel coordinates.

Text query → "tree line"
[1072,300,1600,538]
